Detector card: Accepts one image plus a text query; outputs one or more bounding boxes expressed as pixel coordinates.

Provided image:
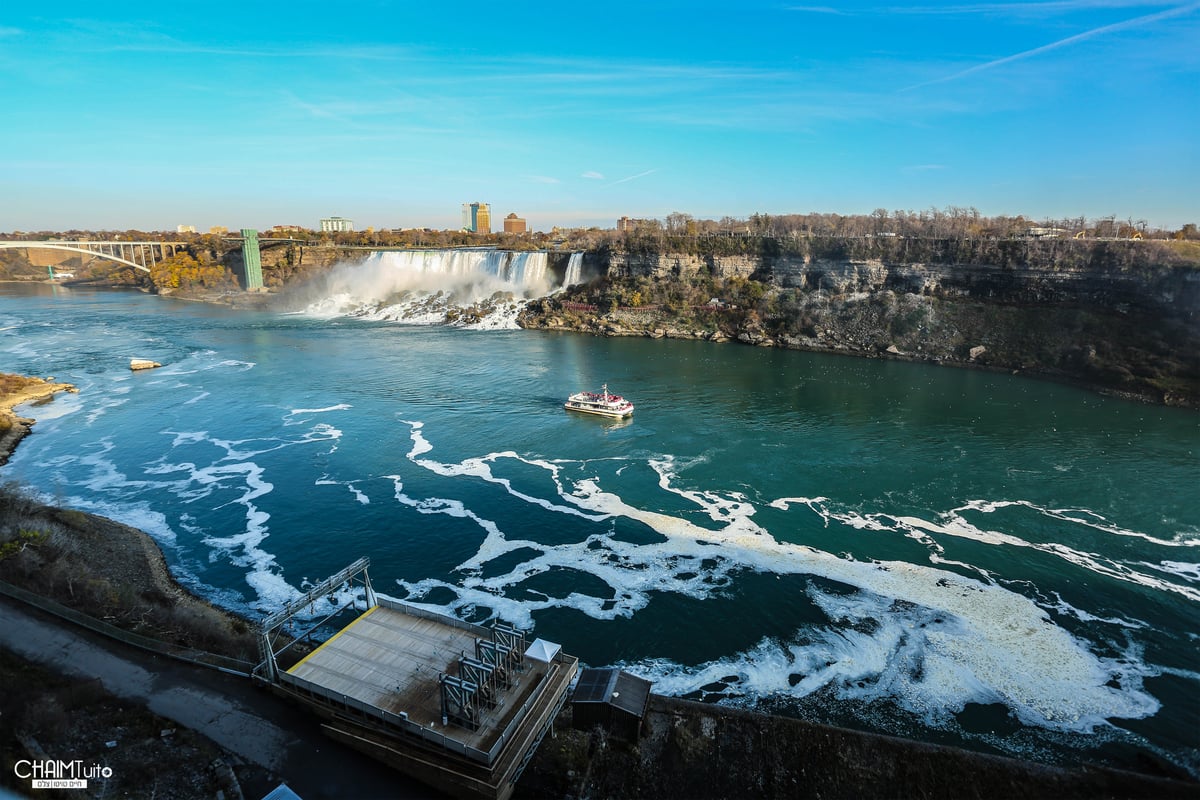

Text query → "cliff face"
[527,249,1200,407]
[605,251,1198,325]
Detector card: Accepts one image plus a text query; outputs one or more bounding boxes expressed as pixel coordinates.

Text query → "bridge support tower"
[241,228,264,291]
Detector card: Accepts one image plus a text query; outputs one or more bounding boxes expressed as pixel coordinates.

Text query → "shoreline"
[589,322,1196,408]
[0,376,77,466]
[519,308,1200,409]
[6,280,1194,409]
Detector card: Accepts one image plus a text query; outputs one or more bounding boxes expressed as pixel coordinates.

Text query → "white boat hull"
[564,385,634,418]
[563,400,634,419]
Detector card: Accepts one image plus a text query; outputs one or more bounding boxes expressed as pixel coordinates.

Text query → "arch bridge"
[0,240,188,273]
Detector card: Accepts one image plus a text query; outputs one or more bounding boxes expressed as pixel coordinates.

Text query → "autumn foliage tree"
[149,252,235,293]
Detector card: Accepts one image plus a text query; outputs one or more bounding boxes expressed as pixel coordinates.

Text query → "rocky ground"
[0,374,77,467]
[0,648,239,800]
[520,698,1199,800]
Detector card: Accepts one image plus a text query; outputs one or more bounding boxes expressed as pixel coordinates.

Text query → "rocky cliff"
[524,246,1200,407]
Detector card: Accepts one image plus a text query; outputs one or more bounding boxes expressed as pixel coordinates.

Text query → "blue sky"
[2,1,1197,232]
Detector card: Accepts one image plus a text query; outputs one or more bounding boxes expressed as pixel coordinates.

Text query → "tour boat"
[564,384,635,419]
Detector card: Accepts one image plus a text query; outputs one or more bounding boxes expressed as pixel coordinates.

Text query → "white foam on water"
[148,414,351,610]
[771,495,1199,603]
[1140,560,1200,582]
[316,477,370,505]
[183,391,210,406]
[1043,591,1149,630]
[14,390,85,423]
[385,473,518,569]
[402,422,606,521]
[152,352,256,376]
[162,418,342,462]
[285,404,351,422]
[956,499,1200,547]
[83,395,128,425]
[1158,665,1200,682]
[44,403,350,616]
[890,513,1200,603]
[625,587,1161,734]
[180,456,303,613]
[388,426,1174,736]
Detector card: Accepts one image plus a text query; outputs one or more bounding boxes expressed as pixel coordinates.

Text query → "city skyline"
[2,1,1198,232]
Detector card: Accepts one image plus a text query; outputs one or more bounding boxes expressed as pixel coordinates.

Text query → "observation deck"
[255,559,577,800]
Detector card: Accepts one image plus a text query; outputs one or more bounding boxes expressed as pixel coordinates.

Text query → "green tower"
[240,228,264,291]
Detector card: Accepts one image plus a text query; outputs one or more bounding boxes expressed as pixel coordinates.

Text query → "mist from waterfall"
[290,249,562,329]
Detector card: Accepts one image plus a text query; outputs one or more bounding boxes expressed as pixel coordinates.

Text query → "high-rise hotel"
[461,202,491,234]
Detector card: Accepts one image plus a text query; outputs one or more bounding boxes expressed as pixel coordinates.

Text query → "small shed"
[571,668,652,741]
[525,638,562,664]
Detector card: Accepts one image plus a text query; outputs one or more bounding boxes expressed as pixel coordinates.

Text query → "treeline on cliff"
[601,229,1197,272]
[601,208,1199,244]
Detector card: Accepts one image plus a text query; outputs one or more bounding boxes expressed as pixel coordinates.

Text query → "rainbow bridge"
[0,240,188,273]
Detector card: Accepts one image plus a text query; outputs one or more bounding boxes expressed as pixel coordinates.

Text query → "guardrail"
[0,579,255,677]
[376,596,494,639]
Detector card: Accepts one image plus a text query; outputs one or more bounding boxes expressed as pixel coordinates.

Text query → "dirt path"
[0,598,444,800]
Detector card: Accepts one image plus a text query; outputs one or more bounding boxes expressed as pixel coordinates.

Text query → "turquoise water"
[2,282,1197,775]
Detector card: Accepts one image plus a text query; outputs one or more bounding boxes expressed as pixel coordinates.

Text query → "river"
[1,279,1197,777]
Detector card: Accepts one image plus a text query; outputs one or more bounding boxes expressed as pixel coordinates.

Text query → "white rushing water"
[292,249,572,328]
[388,424,1166,740]
[563,252,583,288]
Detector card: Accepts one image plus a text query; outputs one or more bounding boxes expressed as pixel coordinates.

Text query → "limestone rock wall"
[606,250,1199,329]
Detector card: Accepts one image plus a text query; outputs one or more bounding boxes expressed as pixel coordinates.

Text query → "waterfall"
[361,249,550,292]
[563,252,583,288]
[294,248,553,329]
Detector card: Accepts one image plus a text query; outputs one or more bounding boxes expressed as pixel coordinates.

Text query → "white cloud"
[581,171,605,179]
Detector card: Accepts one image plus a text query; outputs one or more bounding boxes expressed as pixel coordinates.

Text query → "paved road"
[0,598,445,800]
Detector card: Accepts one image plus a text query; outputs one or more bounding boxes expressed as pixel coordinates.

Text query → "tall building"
[617,216,637,233]
[503,213,528,234]
[461,202,491,234]
[320,216,354,233]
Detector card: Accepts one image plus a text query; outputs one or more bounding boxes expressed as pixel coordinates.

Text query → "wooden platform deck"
[284,604,552,755]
